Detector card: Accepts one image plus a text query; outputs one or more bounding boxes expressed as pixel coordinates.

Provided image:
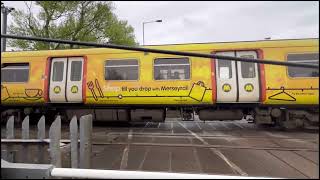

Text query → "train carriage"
[1,38,319,129]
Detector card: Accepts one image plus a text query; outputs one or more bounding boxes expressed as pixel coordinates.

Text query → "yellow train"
[1,38,319,129]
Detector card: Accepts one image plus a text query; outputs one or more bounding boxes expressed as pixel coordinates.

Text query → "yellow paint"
[54,86,61,94]
[244,83,254,92]
[263,46,319,104]
[83,52,213,104]
[1,38,318,105]
[189,82,207,101]
[1,56,45,105]
[222,84,232,92]
[71,86,78,93]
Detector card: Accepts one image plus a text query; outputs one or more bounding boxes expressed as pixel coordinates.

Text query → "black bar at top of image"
[1,34,318,69]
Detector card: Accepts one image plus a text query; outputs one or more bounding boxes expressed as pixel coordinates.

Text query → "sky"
[1,1,319,47]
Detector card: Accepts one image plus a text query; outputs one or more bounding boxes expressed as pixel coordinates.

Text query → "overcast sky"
[1,1,319,46]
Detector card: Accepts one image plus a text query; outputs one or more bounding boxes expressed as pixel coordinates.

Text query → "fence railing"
[1,159,277,179]
[1,114,93,168]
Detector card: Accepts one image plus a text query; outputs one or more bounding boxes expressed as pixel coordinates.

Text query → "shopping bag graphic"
[188,81,206,101]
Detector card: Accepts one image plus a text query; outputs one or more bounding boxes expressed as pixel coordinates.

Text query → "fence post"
[37,115,46,140]
[37,115,46,163]
[21,116,30,163]
[49,115,61,167]
[4,116,15,162]
[79,114,92,169]
[70,116,78,168]
[21,116,29,139]
[6,115,14,139]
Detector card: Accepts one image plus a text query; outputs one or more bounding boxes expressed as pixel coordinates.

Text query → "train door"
[216,51,237,102]
[215,51,260,103]
[49,57,84,103]
[236,51,260,102]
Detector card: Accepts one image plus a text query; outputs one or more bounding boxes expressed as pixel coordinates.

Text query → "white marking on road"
[120,129,133,170]
[120,147,129,170]
[138,148,150,170]
[219,121,231,130]
[193,148,203,173]
[196,122,202,130]
[178,122,248,176]
[128,129,133,142]
[264,132,289,138]
[171,122,174,134]
[233,122,245,129]
[207,122,216,131]
[168,151,172,172]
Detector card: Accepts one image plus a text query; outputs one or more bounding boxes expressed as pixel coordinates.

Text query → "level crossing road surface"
[1,117,319,178]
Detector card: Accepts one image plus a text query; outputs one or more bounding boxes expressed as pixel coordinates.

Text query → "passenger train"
[1,38,319,129]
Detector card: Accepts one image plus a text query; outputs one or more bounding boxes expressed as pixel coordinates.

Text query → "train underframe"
[1,104,319,130]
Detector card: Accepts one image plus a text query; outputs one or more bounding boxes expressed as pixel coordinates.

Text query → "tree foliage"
[8,1,137,50]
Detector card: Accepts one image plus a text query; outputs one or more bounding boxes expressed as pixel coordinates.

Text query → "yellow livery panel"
[84,53,213,105]
[263,46,319,105]
[1,56,46,105]
[1,38,318,106]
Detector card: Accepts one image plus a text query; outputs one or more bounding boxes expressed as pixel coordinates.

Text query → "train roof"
[2,38,319,58]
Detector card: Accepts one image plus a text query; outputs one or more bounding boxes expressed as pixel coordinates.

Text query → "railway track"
[1,119,319,178]
[91,120,318,178]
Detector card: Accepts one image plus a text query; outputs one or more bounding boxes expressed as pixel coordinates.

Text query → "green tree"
[8,1,138,50]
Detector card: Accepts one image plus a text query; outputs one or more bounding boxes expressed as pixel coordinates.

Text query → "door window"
[70,61,82,81]
[240,55,256,78]
[52,62,64,82]
[218,60,232,79]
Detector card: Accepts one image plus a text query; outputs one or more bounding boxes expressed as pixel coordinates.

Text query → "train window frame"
[70,61,83,82]
[52,61,65,82]
[104,59,140,81]
[153,57,191,81]
[217,59,233,79]
[286,52,319,79]
[1,63,30,83]
[239,55,256,79]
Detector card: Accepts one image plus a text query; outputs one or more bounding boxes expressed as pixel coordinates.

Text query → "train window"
[52,61,64,82]
[154,58,190,80]
[70,61,82,81]
[287,53,319,78]
[217,59,232,79]
[105,60,139,80]
[1,63,29,83]
[240,55,256,78]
